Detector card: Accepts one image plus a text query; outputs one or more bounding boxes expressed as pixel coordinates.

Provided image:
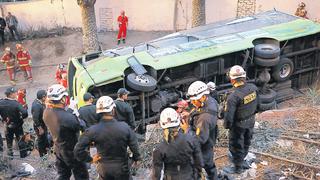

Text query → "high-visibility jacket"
[1,53,15,69]
[16,50,31,67]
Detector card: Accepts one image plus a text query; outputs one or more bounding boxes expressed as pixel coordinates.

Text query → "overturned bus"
[68,11,320,132]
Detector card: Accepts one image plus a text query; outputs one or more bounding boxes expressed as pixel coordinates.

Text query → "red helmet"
[177,100,188,108]
[16,43,23,50]
[18,88,26,95]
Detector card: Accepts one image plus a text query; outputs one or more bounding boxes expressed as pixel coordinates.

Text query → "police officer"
[43,84,89,180]
[182,81,219,180]
[114,88,136,130]
[31,89,50,157]
[223,65,258,174]
[152,108,203,180]
[78,92,99,128]
[0,87,28,157]
[74,96,141,180]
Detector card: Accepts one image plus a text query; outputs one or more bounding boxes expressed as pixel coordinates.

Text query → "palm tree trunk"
[78,0,100,53]
[192,0,206,27]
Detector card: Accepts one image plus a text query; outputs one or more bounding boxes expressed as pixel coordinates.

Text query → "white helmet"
[47,84,68,101]
[187,81,210,100]
[207,81,216,91]
[96,96,116,114]
[58,64,65,69]
[160,108,180,129]
[229,65,246,80]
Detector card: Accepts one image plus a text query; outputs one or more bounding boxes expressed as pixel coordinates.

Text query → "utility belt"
[236,114,255,122]
[165,164,192,173]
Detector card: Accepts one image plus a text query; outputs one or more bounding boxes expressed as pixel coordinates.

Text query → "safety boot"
[223,165,244,174]
[117,40,121,45]
[123,39,126,44]
[10,80,16,85]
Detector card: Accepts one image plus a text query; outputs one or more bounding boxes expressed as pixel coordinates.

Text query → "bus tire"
[254,56,280,67]
[272,58,294,82]
[126,73,157,92]
[258,89,277,104]
[258,100,277,112]
[255,43,280,59]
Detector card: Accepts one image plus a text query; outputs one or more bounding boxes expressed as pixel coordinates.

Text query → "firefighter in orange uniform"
[55,64,67,83]
[1,47,16,84]
[17,88,28,109]
[117,10,128,45]
[16,44,32,81]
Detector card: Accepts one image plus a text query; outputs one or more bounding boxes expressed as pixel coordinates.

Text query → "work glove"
[69,98,78,112]
[29,60,32,66]
[91,154,101,164]
[180,118,189,133]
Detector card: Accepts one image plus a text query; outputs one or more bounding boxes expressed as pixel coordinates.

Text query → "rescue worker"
[55,64,67,83]
[43,84,89,180]
[176,99,189,116]
[223,65,258,174]
[31,90,50,157]
[78,92,99,128]
[74,96,141,180]
[152,108,203,180]
[60,73,68,88]
[295,2,308,19]
[17,88,28,109]
[117,10,128,45]
[294,2,309,19]
[0,87,28,157]
[18,132,34,158]
[181,81,219,180]
[16,44,32,81]
[207,81,218,101]
[1,47,16,84]
[114,88,135,130]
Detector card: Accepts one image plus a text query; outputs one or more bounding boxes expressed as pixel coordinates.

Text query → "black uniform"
[224,83,258,167]
[74,118,141,180]
[189,96,218,180]
[31,99,50,157]
[0,98,28,157]
[78,104,99,128]
[152,131,203,180]
[114,99,136,129]
[0,17,6,45]
[43,107,89,180]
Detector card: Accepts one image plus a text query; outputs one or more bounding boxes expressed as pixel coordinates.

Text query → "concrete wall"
[1,0,81,30]
[96,0,175,31]
[0,0,319,32]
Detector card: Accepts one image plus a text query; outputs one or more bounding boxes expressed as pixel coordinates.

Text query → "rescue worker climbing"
[16,44,32,81]
[181,81,219,180]
[223,65,258,174]
[55,64,67,83]
[117,10,128,45]
[114,88,136,130]
[43,84,89,180]
[32,90,50,157]
[152,108,203,180]
[0,87,28,158]
[74,96,141,180]
[1,47,16,85]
